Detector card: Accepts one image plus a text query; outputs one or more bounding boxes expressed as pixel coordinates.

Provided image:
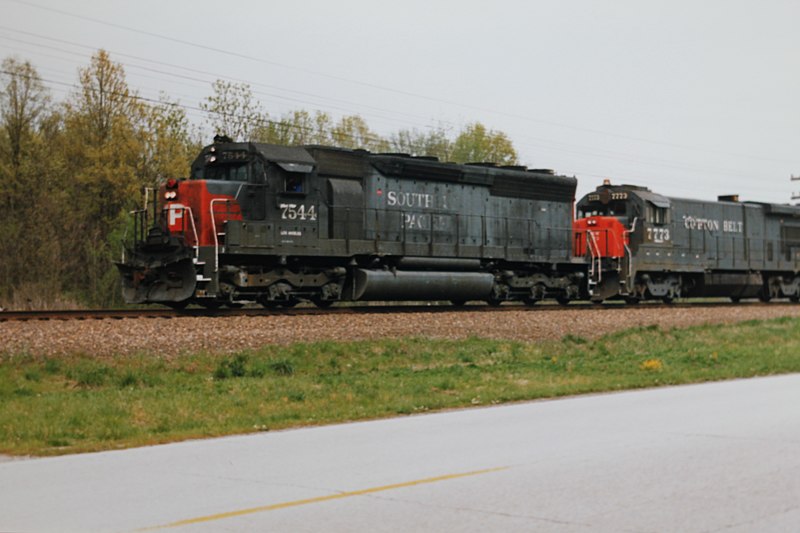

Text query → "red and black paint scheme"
[117,174,244,307]
[575,182,800,303]
[118,135,583,307]
[118,137,800,308]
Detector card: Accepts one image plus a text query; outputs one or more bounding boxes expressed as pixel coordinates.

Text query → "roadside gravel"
[2,304,800,358]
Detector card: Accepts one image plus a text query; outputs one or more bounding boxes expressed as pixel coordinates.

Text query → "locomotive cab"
[575,182,675,301]
[118,137,320,307]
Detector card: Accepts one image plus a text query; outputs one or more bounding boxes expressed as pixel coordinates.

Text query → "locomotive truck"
[118,136,583,308]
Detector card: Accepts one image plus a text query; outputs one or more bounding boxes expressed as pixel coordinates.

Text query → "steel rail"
[0,300,787,322]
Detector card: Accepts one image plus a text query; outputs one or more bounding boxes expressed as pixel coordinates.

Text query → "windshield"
[198,161,249,182]
[578,201,627,218]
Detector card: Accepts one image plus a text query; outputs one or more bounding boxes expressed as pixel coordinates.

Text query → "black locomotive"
[118,137,800,307]
[118,137,583,307]
[575,182,800,303]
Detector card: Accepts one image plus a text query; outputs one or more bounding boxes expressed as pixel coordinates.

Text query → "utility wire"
[3,0,797,165]
[0,29,446,130]
[3,29,795,183]
[1,64,793,192]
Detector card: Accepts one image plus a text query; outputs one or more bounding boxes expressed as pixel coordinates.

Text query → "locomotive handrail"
[209,198,231,273]
[586,229,603,285]
[623,217,638,287]
[167,204,200,259]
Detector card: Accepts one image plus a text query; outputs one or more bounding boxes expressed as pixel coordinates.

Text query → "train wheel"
[166,300,189,310]
[790,295,800,303]
[624,297,640,305]
[199,301,222,310]
[451,300,466,307]
[282,299,299,308]
[522,298,539,307]
[225,302,244,309]
[730,296,741,303]
[662,296,674,304]
[555,295,571,306]
[486,298,503,307]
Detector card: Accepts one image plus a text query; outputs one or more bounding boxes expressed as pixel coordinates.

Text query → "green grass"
[2,317,800,456]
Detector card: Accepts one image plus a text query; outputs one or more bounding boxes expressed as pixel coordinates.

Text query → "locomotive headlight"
[164,191,178,200]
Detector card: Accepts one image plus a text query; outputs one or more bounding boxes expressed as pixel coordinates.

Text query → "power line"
[3,0,797,165]
[3,29,795,185]
[0,68,403,150]
[0,28,446,130]
[1,62,793,193]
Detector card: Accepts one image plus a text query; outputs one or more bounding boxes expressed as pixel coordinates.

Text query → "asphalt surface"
[2,374,799,532]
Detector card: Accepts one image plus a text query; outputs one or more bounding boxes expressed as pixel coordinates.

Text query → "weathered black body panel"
[577,183,800,301]
[120,140,581,306]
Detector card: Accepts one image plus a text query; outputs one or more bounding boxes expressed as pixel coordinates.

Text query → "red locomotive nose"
[573,216,628,258]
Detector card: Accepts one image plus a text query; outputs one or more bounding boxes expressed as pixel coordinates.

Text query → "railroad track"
[0,300,784,322]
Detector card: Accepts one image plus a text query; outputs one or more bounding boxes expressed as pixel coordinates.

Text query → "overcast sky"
[2,0,799,204]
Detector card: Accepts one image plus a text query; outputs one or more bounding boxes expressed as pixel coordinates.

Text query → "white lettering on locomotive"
[384,189,453,231]
[385,190,449,210]
[682,215,742,233]
[402,213,452,231]
[723,220,744,233]
[279,203,317,221]
[167,203,185,227]
[646,227,671,243]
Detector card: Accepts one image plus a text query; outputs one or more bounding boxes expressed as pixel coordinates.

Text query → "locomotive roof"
[202,140,573,181]
[304,144,575,181]
[582,182,800,217]
[199,141,316,165]
[199,140,577,202]
[305,145,577,202]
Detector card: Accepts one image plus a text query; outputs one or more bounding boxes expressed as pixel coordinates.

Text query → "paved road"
[2,375,799,532]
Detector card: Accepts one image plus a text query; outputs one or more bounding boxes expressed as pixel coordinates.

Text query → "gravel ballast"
[2,304,800,358]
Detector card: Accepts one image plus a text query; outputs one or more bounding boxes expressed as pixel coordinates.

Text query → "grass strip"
[2,316,799,456]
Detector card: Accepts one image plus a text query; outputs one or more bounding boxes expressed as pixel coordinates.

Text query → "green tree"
[0,57,69,308]
[60,50,150,306]
[68,50,140,146]
[200,79,264,141]
[0,57,51,208]
[252,109,334,146]
[331,114,388,151]
[450,122,518,165]
[139,93,195,185]
[388,126,453,161]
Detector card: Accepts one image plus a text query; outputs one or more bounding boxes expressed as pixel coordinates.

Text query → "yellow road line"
[139,466,508,530]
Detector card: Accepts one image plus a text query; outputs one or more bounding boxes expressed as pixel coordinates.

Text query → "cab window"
[251,160,267,184]
[648,205,669,225]
[284,173,304,193]
[202,161,250,182]
[578,201,626,218]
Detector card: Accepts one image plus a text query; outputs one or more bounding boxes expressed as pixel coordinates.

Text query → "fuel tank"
[348,269,494,301]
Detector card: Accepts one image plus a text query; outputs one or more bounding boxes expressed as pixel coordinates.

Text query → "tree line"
[0,50,519,309]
